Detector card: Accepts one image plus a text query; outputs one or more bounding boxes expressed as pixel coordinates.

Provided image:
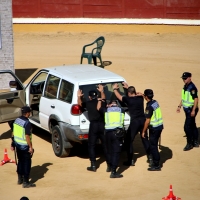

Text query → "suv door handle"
[51,105,55,109]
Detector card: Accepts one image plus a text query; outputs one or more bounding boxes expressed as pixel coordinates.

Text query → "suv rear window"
[79,82,127,107]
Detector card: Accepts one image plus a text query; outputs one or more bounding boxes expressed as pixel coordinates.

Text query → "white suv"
[0,64,130,157]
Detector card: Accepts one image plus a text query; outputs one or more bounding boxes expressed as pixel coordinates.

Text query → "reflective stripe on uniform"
[181,89,194,108]
[150,101,163,128]
[105,107,124,129]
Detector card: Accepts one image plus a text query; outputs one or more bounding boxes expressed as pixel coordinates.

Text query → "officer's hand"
[29,147,34,155]
[77,89,84,97]
[112,83,119,90]
[122,82,129,89]
[10,146,14,151]
[176,107,181,113]
[141,132,145,138]
[136,92,143,96]
[97,84,104,92]
[191,110,195,117]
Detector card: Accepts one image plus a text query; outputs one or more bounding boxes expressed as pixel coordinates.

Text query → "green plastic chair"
[80,36,105,67]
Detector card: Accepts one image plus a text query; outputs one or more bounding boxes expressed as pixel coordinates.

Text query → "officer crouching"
[97,99,125,178]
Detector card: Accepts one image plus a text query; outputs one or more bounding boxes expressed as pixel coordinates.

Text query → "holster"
[115,128,125,138]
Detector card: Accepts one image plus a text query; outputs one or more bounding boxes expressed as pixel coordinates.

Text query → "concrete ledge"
[13,18,200,26]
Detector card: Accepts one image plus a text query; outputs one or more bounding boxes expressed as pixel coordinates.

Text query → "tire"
[52,125,70,157]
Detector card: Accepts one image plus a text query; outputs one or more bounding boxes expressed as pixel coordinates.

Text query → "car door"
[0,70,25,123]
[39,72,61,130]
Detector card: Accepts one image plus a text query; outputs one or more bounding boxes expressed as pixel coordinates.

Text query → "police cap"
[88,90,98,99]
[181,72,191,79]
[21,106,31,114]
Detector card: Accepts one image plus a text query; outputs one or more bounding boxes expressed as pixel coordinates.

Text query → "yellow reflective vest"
[13,118,32,146]
[149,101,163,128]
[181,88,195,109]
[105,107,124,130]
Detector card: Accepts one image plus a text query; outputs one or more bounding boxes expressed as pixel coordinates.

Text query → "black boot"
[193,141,199,148]
[147,154,153,167]
[22,177,36,188]
[87,161,96,172]
[148,162,161,171]
[106,164,111,172]
[123,159,135,166]
[17,174,23,185]
[123,153,135,166]
[183,143,193,151]
[110,169,123,178]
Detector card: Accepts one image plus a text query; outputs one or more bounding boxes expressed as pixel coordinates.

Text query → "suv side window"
[58,80,74,104]
[44,74,60,99]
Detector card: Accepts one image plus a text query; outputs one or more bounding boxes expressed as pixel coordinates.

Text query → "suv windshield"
[79,82,127,107]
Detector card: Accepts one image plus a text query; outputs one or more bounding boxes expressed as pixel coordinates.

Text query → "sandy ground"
[0,24,200,200]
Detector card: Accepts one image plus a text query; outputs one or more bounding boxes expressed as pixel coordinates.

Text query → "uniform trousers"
[88,121,108,162]
[16,147,32,180]
[183,107,199,144]
[125,118,150,160]
[149,129,162,165]
[105,130,123,170]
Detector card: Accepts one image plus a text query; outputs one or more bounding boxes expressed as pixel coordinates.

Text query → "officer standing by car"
[112,83,151,166]
[176,72,199,150]
[141,89,163,171]
[97,99,124,178]
[77,85,109,172]
[11,106,36,188]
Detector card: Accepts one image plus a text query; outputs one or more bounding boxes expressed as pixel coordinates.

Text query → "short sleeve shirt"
[122,96,145,120]
[82,99,104,122]
[183,82,198,99]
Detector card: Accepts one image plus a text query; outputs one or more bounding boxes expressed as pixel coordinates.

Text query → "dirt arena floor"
[0,24,200,200]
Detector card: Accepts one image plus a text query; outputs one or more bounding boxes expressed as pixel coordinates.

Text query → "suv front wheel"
[52,125,70,157]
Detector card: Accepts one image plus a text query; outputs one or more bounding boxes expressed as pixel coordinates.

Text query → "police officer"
[11,106,36,188]
[113,83,151,166]
[176,72,199,151]
[141,89,163,171]
[97,99,124,178]
[77,85,109,172]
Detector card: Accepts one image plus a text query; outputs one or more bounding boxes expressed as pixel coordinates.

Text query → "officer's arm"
[113,83,123,101]
[25,135,33,154]
[142,118,150,133]
[97,99,102,111]
[192,97,198,112]
[77,89,84,106]
[176,100,182,113]
[97,84,105,100]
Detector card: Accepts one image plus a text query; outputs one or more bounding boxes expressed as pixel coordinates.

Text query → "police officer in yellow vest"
[141,89,163,171]
[177,72,199,151]
[11,106,36,188]
[97,99,125,178]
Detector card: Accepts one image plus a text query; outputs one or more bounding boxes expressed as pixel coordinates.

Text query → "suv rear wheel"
[52,125,70,157]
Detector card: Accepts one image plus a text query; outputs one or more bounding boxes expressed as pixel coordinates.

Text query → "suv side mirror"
[9,81,17,89]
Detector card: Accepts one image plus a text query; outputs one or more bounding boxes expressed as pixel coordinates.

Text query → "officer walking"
[112,83,151,166]
[11,106,36,188]
[97,99,124,178]
[176,72,199,151]
[141,89,163,171]
[77,85,109,172]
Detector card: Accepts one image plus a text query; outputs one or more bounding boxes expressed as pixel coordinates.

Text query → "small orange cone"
[0,148,16,166]
[162,185,181,200]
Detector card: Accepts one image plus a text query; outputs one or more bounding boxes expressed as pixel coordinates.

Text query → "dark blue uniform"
[145,100,163,166]
[183,82,199,146]
[14,116,32,183]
